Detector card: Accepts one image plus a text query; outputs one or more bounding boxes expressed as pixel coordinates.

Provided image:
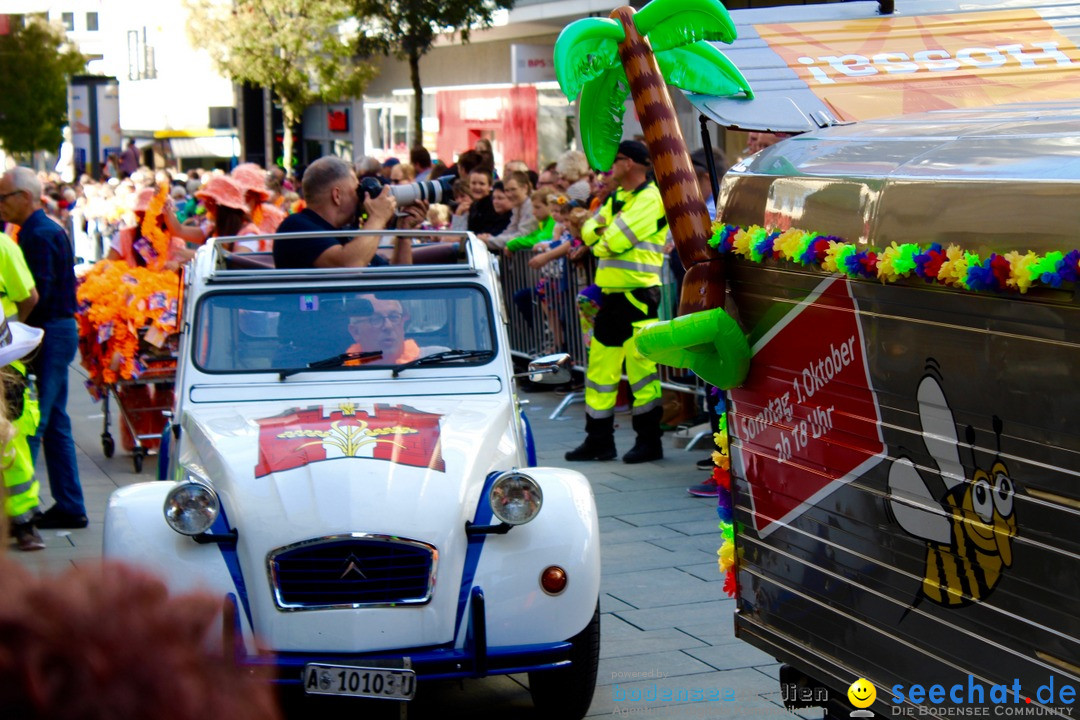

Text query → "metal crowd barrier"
[496,246,707,421]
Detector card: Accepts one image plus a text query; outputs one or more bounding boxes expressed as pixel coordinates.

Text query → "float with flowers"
[667,100,1080,713]
[76,185,182,470]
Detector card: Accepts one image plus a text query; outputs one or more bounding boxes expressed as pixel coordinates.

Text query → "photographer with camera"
[273,156,405,269]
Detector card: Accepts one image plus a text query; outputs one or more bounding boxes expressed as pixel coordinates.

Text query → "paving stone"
[601,612,651,639]
[616,600,736,631]
[602,567,723,609]
[648,533,729,556]
[684,643,780,670]
[602,540,702,575]
[614,506,717,527]
[599,627,708,660]
[678,562,726,583]
[753,664,784,681]
[601,593,636,613]
[677,620,742,647]
[598,516,686,545]
[598,650,715,685]
[596,489,712,518]
[590,482,621,495]
[664,517,726,536]
[598,470,700,492]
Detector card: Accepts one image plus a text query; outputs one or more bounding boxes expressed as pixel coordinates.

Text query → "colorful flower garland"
[76,261,180,385]
[709,224,1080,294]
[139,185,173,272]
[711,394,737,597]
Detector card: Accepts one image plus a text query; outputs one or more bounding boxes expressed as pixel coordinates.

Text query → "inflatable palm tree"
[554,0,751,315]
[555,0,753,388]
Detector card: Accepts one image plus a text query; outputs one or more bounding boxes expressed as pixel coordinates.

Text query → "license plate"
[303,663,416,700]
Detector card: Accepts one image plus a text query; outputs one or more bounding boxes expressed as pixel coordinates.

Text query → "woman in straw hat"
[231,163,286,245]
[162,175,255,253]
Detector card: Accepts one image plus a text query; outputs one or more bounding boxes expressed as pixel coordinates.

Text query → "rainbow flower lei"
[709,224,1080,294]
[710,396,737,597]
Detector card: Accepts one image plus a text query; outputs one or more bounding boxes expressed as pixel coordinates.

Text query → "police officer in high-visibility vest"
[566,141,667,464]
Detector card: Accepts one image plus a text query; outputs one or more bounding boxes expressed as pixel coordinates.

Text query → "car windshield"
[192,285,496,374]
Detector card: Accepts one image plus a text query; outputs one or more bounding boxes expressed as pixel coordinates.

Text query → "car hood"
[177,396,520,544]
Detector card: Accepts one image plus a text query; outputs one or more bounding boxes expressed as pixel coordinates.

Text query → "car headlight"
[164,469,220,536]
[489,471,542,525]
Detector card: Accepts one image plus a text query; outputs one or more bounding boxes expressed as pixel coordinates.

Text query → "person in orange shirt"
[344,295,419,364]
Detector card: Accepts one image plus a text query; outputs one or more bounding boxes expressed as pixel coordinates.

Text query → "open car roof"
[687,0,1080,132]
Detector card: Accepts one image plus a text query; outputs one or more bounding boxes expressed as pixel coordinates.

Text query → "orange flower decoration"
[76,260,181,385]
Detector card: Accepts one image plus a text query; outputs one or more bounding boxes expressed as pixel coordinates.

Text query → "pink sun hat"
[195,175,247,212]
[231,163,271,201]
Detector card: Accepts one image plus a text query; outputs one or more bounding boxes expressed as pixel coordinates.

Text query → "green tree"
[0,18,86,157]
[185,0,377,172]
[353,0,515,150]
[554,0,751,314]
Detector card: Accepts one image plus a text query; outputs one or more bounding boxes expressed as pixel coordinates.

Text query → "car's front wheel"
[528,602,600,719]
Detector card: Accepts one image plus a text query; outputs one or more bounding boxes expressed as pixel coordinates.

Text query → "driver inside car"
[345,295,449,365]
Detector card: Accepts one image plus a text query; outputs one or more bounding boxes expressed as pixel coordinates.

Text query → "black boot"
[623,406,664,464]
[565,415,617,461]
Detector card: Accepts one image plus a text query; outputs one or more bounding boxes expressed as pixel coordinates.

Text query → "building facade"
[4,0,237,175]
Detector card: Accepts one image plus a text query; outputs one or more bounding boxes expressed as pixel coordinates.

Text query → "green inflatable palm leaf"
[554,18,626,101]
[633,0,737,52]
[578,66,631,171]
[655,42,753,98]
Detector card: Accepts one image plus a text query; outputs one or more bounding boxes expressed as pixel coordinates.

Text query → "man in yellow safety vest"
[565,141,667,464]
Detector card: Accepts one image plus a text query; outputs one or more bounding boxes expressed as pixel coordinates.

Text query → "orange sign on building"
[756,10,1080,121]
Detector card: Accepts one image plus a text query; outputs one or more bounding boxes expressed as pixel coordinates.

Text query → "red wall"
[436,86,538,170]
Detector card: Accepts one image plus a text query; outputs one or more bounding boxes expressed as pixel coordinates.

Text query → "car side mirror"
[517,353,572,385]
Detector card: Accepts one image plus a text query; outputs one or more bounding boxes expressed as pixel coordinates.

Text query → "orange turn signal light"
[540,565,567,595]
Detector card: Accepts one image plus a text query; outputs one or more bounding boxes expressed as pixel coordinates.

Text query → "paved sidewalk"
[13,365,819,719]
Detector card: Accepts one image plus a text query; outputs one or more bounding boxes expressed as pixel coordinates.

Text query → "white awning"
[169,136,239,159]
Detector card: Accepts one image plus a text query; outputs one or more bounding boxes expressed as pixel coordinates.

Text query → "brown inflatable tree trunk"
[610,6,726,315]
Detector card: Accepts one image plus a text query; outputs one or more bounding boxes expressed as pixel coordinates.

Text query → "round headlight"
[164,482,220,535]
[489,471,543,525]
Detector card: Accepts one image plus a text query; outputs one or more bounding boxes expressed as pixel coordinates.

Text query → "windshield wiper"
[391,349,495,378]
[278,350,383,380]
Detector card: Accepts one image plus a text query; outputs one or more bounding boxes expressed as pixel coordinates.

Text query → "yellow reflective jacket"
[581,181,666,290]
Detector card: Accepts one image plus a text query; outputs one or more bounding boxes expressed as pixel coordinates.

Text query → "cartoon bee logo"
[887,370,1017,607]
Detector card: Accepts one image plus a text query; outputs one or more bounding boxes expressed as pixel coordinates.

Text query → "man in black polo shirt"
[0,167,86,529]
[273,156,408,269]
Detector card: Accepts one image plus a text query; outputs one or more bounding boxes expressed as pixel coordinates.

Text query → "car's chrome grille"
[268,534,437,610]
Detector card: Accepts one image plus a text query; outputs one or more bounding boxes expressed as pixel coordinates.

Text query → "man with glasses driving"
[344,295,447,365]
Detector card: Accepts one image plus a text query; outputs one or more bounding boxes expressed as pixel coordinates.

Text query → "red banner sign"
[255,403,445,478]
[728,277,885,536]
